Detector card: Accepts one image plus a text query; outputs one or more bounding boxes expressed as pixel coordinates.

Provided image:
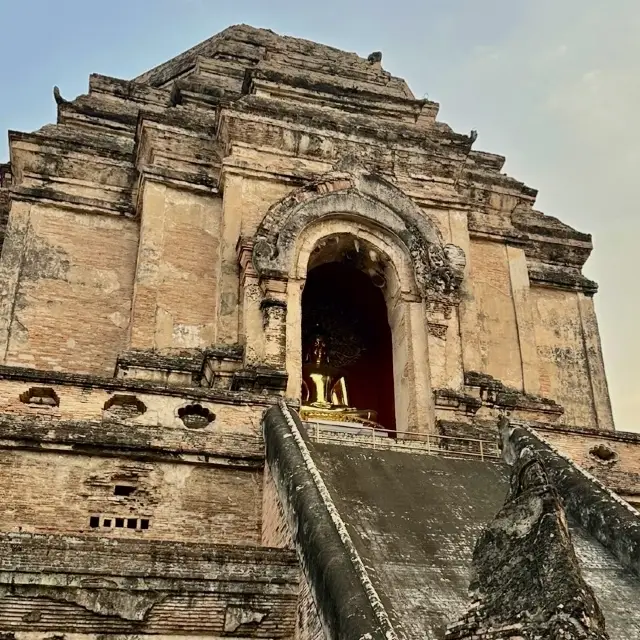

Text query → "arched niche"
[245,171,465,435]
[289,219,433,435]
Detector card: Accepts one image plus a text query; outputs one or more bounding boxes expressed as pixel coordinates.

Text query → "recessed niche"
[178,403,216,429]
[88,515,150,531]
[19,387,59,407]
[589,443,618,464]
[103,395,147,420]
[114,485,135,497]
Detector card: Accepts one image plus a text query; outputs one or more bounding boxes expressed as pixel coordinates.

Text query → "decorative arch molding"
[292,218,416,298]
[252,171,465,299]
[238,171,468,432]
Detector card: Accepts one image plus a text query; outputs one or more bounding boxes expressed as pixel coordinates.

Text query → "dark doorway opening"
[301,261,396,432]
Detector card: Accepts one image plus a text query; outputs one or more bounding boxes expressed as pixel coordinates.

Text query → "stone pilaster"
[285,278,304,398]
[129,178,220,352]
[260,278,288,370]
[450,211,482,377]
[578,293,615,430]
[506,245,540,396]
[237,240,264,367]
[389,290,436,436]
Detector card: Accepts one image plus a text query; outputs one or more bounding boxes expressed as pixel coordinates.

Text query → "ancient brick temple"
[0,23,640,639]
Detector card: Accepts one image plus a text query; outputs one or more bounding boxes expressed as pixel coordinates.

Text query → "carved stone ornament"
[251,171,465,300]
[427,322,448,340]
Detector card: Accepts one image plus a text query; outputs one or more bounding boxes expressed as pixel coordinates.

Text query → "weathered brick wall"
[131,183,222,351]
[532,288,597,427]
[0,378,264,434]
[0,204,138,375]
[0,533,300,638]
[0,592,297,637]
[468,240,523,390]
[262,466,324,639]
[537,427,640,498]
[217,173,291,345]
[239,175,294,238]
[262,465,294,549]
[295,580,325,640]
[0,448,262,544]
[465,239,609,428]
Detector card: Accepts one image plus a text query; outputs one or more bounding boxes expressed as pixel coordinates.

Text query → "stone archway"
[244,171,465,435]
[287,219,433,435]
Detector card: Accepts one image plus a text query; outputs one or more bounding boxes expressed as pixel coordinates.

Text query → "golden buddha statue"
[300,334,378,424]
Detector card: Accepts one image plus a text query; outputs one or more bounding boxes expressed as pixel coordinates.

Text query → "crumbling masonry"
[0,24,639,640]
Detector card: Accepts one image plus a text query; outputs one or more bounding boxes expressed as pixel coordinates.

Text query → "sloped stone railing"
[304,420,500,460]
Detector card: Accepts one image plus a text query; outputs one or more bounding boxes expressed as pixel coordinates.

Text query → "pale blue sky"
[1,0,638,429]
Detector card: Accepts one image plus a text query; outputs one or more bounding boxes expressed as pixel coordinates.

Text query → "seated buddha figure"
[300,334,377,423]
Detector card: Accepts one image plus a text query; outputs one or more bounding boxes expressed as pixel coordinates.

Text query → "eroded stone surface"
[0,24,613,429]
[0,21,632,640]
[446,448,608,639]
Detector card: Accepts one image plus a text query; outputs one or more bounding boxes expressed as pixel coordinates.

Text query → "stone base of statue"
[299,404,381,430]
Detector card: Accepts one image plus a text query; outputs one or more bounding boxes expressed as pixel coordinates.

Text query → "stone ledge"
[0,415,264,466]
[528,260,598,294]
[228,94,470,156]
[137,104,220,135]
[10,184,134,217]
[58,94,140,130]
[205,344,244,360]
[115,349,205,386]
[433,388,483,414]
[9,128,133,161]
[532,421,626,439]
[464,371,564,416]
[0,364,281,406]
[117,349,205,373]
[137,165,219,192]
[468,208,594,275]
[0,532,299,636]
[245,65,429,110]
[90,73,171,106]
[0,531,298,580]
[512,208,592,244]
[438,418,498,438]
[202,344,244,389]
[231,366,288,394]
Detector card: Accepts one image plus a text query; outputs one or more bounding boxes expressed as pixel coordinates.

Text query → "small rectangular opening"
[89,516,99,528]
[115,518,124,528]
[140,518,150,530]
[126,518,137,529]
[103,518,112,528]
[114,485,135,497]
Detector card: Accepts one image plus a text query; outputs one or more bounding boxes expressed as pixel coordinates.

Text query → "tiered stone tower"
[0,24,639,640]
